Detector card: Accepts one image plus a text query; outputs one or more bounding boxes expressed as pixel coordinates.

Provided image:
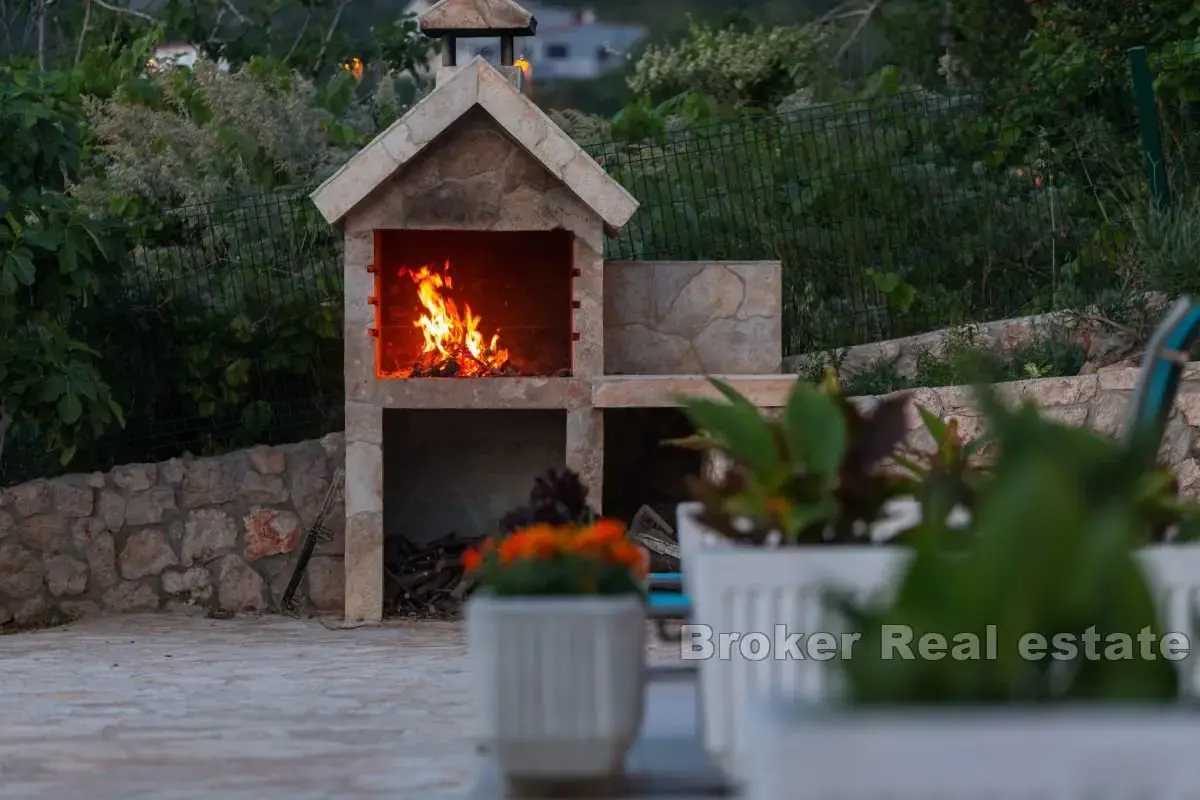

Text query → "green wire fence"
[2,44,1197,484]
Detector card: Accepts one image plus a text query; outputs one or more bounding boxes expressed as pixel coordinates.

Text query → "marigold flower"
[462,548,483,573]
[589,518,627,541]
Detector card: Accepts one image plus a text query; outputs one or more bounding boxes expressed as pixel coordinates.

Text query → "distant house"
[147,42,230,72]
[403,0,645,83]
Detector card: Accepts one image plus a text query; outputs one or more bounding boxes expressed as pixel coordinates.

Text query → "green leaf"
[56,390,83,425]
[3,248,35,287]
[782,382,847,480]
[59,235,78,274]
[41,373,68,402]
[918,406,948,441]
[679,397,781,474]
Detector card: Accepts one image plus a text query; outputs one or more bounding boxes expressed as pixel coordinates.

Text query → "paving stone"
[0,615,685,798]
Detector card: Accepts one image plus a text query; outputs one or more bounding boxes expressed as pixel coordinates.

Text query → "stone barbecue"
[309,0,787,621]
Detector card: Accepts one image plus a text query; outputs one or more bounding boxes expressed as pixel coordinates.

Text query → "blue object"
[647,570,691,618]
[647,591,690,617]
[1126,296,1200,453]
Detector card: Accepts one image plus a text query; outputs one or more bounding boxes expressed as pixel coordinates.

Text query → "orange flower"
[462,547,484,573]
[610,540,648,576]
[589,518,626,542]
[571,518,627,554]
[498,523,568,563]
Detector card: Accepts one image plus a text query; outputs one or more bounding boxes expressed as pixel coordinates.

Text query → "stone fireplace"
[310,0,791,621]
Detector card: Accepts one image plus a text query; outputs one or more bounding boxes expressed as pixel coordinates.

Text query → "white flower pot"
[675,502,732,593]
[742,703,1200,799]
[467,593,646,792]
[683,510,1200,772]
[687,540,909,766]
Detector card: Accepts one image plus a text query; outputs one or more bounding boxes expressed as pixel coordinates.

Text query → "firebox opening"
[603,408,701,536]
[381,408,566,615]
[375,229,574,378]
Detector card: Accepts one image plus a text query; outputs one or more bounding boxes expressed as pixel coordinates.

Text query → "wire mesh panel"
[583,81,1141,355]
[1,188,344,486]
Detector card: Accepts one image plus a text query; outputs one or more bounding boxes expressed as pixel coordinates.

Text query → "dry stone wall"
[884,364,1200,497]
[0,434,345,626]
[6,364,1200,625]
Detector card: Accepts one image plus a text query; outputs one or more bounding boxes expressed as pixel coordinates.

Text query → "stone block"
[181,456,240,508]
[345,442,382,517]
[306,556,345,612]
[243,508,302,562]
[604,261,782,376]
[49,476,94,518]
[45,555,88,597]
[102,581,160,612]
[0,542,44,598]
[181,508,239,567]
[111,464,157,493]
[6,480,49,517]
[161,567,213,605]
[19,514,68,554]
[124,487,178,526]
[344,512,383,622]
[84,532,118,590]
[119,529,179,580]
[216,555,268,612]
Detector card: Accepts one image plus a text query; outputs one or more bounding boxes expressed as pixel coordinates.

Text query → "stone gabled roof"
[419,0,535,36]
[309,57,638,235]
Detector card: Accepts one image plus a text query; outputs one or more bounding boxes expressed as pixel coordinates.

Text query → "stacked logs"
[383,533,480,616]
[381,504,683,618]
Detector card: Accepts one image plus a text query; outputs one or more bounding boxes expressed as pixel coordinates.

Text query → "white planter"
[683,511,1200,770]
[688,541,910,764]
[742,703,1200,799]
[675,502,732,593]
[1135,545,1200,696]
[466,593,646,791]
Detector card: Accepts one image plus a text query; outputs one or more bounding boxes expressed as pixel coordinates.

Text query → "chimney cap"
[419,0,537,38]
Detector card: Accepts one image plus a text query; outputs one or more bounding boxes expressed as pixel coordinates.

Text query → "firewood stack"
[383,533,481,616]
[380,501,683,618]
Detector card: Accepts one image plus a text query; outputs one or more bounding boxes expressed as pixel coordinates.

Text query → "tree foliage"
[0,67,125,465]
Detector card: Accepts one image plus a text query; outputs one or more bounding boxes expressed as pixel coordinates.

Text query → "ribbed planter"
[467,593,646,794]
[742,703,1200,799]
[684,527,1200,774]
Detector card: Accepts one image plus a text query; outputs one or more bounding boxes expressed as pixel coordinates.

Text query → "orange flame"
[343,57,363,81]
[400,262,510,377]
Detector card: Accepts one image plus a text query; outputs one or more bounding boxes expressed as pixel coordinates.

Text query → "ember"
[399,261,521,377]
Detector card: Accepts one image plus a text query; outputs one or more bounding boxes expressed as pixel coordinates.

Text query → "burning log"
[408,355,522,378]
[383,532,482,616]
[398,262,520,378]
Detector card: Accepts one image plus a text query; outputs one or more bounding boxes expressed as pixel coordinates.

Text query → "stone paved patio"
[0,613,683,799]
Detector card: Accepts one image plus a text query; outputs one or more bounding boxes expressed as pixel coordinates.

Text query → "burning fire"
[400,262,511,377]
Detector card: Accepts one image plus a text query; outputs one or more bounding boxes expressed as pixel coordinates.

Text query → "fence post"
[1128,45,1172,211]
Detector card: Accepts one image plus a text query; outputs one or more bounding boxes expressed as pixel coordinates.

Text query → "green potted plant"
[739,392,1200,797]
[669,373,924,759]
[463,486,648,796]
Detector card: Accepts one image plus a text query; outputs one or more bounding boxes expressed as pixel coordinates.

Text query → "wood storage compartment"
[374,229,574,379]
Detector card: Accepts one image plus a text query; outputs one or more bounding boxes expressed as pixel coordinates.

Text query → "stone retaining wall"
[5,363,1200,624]
[890,364,1200,497]
[782,309,1145,379]
[0,434,345,626]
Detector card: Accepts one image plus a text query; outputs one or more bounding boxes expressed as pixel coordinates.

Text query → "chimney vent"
[419,0,536,78]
